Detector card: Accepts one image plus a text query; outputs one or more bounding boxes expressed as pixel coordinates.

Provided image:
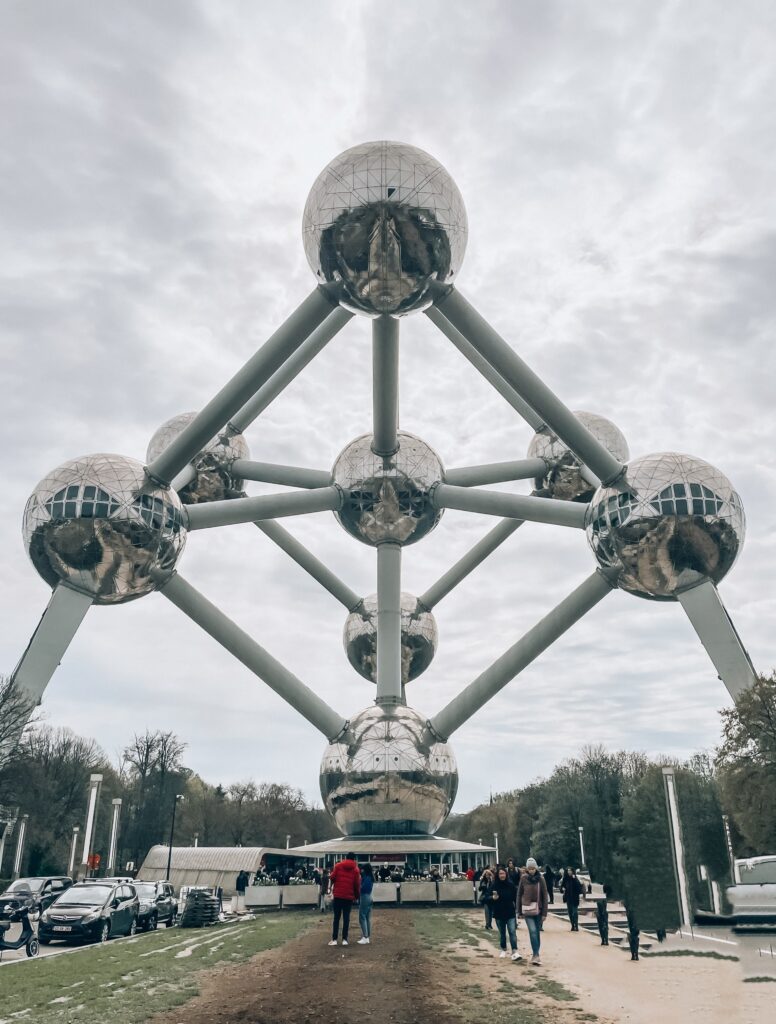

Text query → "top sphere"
[527,412,629,503]
[23,454,186,605]
[146,413,250,504]
[586,453,745,600]
[302,141,468,317]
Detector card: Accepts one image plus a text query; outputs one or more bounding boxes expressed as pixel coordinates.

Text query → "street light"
[493,832,499,865]
[166,794,185,882]
[578,826,586,870]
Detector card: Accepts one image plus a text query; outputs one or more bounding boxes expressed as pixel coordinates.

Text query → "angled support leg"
[677,581,756,700]
[184,486,342,530]
[232,460,331,489]
[372,316,400,456]
[419,519,524,610]
[432,482,588,529]
[157,572,348,741]
[426,570,614,740]
[444,458,547,488]
[429,289,626,485]
[145,288,338,486]
[255,521,362,611]
[376,543,403,706]
[228,306,353,433]
[4,584,93,751]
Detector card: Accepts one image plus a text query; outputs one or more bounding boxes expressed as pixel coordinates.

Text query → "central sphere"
[319,706,458,836]
[23,454,186,605]
[586,453,745,600]
[302,140,468,317]
[344,593,438,685]
[332,432,444,546]
[527,411,629,502]
[146,413,250,504]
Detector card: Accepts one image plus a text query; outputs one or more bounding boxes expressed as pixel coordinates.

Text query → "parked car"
[0,876,72,916]
[133,880,177,930]
[38,880,139,944]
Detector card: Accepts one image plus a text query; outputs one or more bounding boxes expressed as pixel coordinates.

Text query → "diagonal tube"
[419,519,524,610]
[232,460,331,489]
[376,543,403,705]
[145,288,337,486]
[157,572,348,741]
[427,570,614,740]
[425,306,544,429]
[445,459,547,488]
[184,486,341,530]
[432,482,587,529]
[372,315,400,456]
[228,306,353,433]
[255,520,362,611]
[677,581,756,700]
[430,289,626,485]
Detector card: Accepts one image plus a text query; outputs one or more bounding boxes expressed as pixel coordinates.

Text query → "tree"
[716,672,776,854]
[120,730,189,866]
[0,675,36,783]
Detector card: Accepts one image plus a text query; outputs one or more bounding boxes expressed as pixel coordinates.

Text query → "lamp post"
[166,794,184,882]
[80,774,103,879]
[68,826,80,876]
[12,814,29,880]
[578,826,587,870]
[286,834,291,850]
[106,799,122,875]
[493,832,499,865]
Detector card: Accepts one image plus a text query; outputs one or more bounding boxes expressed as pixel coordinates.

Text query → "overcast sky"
[2,0,775,817]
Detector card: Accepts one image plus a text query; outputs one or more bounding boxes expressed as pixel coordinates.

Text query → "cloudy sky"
[2,0,775,816]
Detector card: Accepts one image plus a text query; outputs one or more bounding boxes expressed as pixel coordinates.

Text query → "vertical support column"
[107,799,122,874]
[68,826,80,877]
[80,773,103,879]
[578,826,587,870]
[372,315,400,456]
[493,832,499,866]
[662,767,692,928]
[375,543,403,705]
[12,814,28,880]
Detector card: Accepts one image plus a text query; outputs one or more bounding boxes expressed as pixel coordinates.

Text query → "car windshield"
[134,883,156,897]
[55,885,111,906]
[6,879,44,894]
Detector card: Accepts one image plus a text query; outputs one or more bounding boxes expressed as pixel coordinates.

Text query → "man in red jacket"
[327,853,361,946]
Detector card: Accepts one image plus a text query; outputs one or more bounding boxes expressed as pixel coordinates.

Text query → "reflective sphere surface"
[319,705,458,836]
[332,432,444,546]
[586,453,744,600]
[146,413,250,504]
[23,454,186,604]
[344,593,438,684]
[303,140,467,317]
[528,411,629,502]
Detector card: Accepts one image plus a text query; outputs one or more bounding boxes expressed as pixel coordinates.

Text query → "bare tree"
[0,674,37,773]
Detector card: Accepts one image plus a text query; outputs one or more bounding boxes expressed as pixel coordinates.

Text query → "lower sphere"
[319,705,458,836]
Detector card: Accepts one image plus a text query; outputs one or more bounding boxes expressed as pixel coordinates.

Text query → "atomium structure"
[10,140,757,838]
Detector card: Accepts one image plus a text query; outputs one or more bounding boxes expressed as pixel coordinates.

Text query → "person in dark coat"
[478,868,494,930]
[626,905,640,961]
[595,898,609,945]
[517,858,549,965]
[328,853,361,946]
[543,865,556,904]
[234,870,249,913]
[561,867,584,931]
[506,858,521,889]
[484,866,521,960]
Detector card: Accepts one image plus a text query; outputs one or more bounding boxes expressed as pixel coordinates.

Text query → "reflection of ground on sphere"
[23,454,186,604]
[303,140,467,317]
[344,593,438,684]
[146,412,249,504]
[586,453,745,600]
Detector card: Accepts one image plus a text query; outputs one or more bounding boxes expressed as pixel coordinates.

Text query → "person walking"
[478,868,494,930]
[506,858,520,888]
[318,866,330,914]
[517,858,549,965]
[486,866,521,961]
[561,867,584,931]
[234,870,249,914]
[328,853,361,946]
[358,863,374,944]
[543,864,556,905]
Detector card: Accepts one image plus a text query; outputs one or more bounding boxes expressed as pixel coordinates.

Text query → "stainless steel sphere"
[528,412,629,502]
[302,140,468,317]
[332,432,444,546]
[319,705,458,836]
[344,593,438,684]
[146,413,250,504]
[586,453,745,601]
[23,454,186,605]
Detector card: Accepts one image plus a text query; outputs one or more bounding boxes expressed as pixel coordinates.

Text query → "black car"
[38,880,139,944]
[132,880,177,930]
[0,876,72,916]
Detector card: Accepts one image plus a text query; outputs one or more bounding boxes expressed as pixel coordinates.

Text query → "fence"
[244,878,477,910]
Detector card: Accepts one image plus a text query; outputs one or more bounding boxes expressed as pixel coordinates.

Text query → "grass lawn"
[0,914,311,1024]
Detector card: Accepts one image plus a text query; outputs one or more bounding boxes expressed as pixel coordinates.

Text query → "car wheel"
[99,921,110,944]
[128,917,137,936]
[26,937,40,958]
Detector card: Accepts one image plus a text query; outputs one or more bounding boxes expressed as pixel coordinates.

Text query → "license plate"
[53,925,72,932]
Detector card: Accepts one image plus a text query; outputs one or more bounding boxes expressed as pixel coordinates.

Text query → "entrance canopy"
[138,845,314,895]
